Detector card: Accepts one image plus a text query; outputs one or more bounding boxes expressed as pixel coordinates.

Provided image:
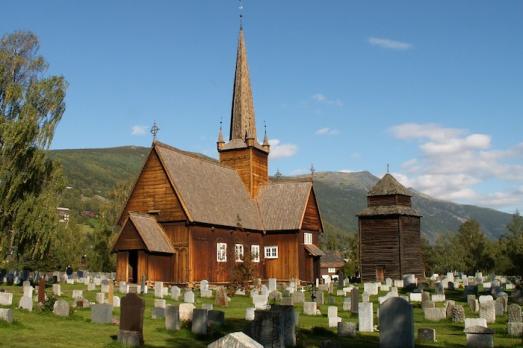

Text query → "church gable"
[112,217,146,251]
[301,188,323,232]
[118,148,187,226]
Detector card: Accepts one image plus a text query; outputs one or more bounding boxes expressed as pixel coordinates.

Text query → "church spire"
[229,27,256,142]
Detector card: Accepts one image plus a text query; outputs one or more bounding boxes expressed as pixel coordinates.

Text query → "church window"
[304,232,313,245]
[235,244,244,262]
[264,246,278,259]
[217,243,227,262]
[251,245,260,262]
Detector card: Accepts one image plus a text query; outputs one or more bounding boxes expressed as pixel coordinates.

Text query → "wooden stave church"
[112,27,325,285]
[357,173,425,282]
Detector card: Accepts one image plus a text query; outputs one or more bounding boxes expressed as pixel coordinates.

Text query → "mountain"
[48,146,513,241]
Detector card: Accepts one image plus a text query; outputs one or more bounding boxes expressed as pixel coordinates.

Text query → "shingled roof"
[150,142,316,232]
[155,142,263,230]
[128,212,175,253]
[368,173,411,196]
[257,181,313,231]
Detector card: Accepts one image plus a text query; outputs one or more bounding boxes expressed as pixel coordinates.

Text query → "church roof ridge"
[368,173,411,196]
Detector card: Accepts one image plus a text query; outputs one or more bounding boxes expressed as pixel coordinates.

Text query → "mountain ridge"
[48,145,513,241]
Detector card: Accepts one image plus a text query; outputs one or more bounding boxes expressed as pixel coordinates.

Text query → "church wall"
[219,148,252,194]
[119,150,187,225]
[189,225,264,283]
[264,231,299,281]
[251,148,269,197]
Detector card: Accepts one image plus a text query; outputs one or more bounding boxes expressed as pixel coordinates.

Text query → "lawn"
[0,283,522,347]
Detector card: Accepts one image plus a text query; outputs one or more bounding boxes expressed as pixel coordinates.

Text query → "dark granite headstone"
[379,297,414,348]
[165,305,180,331]
[208,310,225,327]
[464,285,478,299]
[192,308,208,335]
[119,293,145,346]
[247,309,284,348]
[351,288,359,314]
[271,304,297,347]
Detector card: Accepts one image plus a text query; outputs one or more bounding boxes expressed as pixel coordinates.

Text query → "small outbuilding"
[357,174,424,282]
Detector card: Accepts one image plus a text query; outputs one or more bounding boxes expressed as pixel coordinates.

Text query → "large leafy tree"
[0,31,67,263]
[498,211,523,276]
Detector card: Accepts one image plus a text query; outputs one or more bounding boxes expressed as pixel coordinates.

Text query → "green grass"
[0,284,522,347]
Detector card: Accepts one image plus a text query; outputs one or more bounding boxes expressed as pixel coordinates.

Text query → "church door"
[375,266,385,282]
[128,250,138,283]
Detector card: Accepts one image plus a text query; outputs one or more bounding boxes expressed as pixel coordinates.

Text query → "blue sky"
[2,1,523,212]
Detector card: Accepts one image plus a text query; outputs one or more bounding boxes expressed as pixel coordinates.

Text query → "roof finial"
[310,163,316,181]
[151,121,160,142]
[217,117,225,146]
[387,163,390,174]
[238,0,244,29]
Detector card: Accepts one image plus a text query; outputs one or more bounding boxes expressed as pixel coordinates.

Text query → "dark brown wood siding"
[400,216,425,278]
[116,252,128,281]
[359,217,401,282]
[113,222,146,251]
[119,150,187,225]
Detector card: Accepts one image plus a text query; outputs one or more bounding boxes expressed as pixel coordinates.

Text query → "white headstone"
[358,302,374,332]
[154,282,164,299]
[184,290,195,304]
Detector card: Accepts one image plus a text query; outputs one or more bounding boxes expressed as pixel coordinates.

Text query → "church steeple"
[230,28,257,142]
[218,25,270,198]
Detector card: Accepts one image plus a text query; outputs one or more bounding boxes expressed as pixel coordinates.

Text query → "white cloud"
[339,169,355,173]
[269,139,298,159]
[389,122,523,210]
[368,37,412,50]
[131,125,147,136]
[312,93,343,107]
[315,127,340,136]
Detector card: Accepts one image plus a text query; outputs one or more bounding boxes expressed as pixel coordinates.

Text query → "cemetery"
[0,271,522,347]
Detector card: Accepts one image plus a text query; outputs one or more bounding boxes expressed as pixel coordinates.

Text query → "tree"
[0,31,67,263]
[498,211,523,276]
[455,220,495,274]
[86,181,132,271]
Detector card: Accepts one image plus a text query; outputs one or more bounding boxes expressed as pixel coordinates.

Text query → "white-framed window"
[264,246,278,259]
[217,243,227,262]
[328,267,336,273]
[304,232,313,245]
[235,244,244,262]
[251,245,260,262]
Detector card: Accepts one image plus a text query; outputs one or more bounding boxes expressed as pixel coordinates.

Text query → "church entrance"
[128,250,138,283]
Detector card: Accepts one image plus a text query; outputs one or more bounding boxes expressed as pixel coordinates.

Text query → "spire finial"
[387,163,390,174]
[239,0,244,29]
[151,121,160,141]
[310,163,316,180]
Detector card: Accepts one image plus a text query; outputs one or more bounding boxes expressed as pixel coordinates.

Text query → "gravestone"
[245,307,255,321]
[271,305,298,347]
[184,290,195,304]
[417,328,436,343]
[451,305,465,323]
[52,284,61,296]
[53,299,70,317]
[192,308,208,335]
[409,293,422,302]
[358,302,373,332]
[154,281,164,299]
[72,289,83,299]
[268,278,277,292]
[252,294,268,310]
[480,301,496,323]
[91,303,113,324]
[464,326,495,348]
[465,318,487,329]
[113,296,120,308]
[165,305,180,331]
[119,293,145,347]
[171,286,181,301]
[0,292,13,306]
[432,294,445,303]
[508,304,522,322]
[202,303,213,310]
[247,309,284,348]
[19,296,33,312]
[327,306,341,328]
[338,321,357,337]
[0,308,13,323]
[351,288,359,314]
[343,297,351,311]
[208,332,263,348]
[215,286,230,307]
[303,302,318,316]
[379,297,414,348]
[179,303,196,321]
[96,292,105,304]
[315,291,324,306]
[208,310,225,327]
[423,308,446,321]
[291,291,304,304]
[495,298,505,316]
